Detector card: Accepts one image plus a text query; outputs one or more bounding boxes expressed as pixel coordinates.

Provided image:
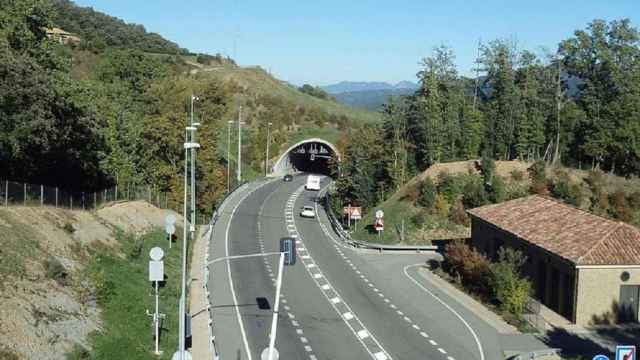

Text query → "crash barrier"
[202,182,249,360]
[1,178,171,211]
[322,192,438,252]
[508,348,561,360]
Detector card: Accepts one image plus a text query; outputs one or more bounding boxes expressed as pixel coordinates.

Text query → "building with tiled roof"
[468,195,640,325]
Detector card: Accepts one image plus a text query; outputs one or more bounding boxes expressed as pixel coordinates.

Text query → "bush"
[489,248,530,317]
[528,160,548,195]
[609,190,632,222]
[628,191,640,210]
[44,257,68,286]
[462,177,488,208]
[63,222,75,234]
[510,169,524,181]
[411,209,428,228]
[586,169,609,215]
[434,194,450,218]
[444,241,491,291]
[93,268,115,306]
[551,171,584,206]
[418,178,437,209]
[437,172,466,203]
[449,200,469,226]
[487,176,507,203]
[481,153,496,185]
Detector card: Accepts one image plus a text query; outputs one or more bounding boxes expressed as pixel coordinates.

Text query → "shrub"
[434,194,450,218]
[586,169,609,215]
[418,178,437,209]
[510,169,524,182]
[444,241,491,291]
[44,257,68,286]
[481,153,496,185]
[489,248,530,317]
[411,209,429,228]
[437,172,466,203]
[487,176,507,203]
[609,190,632,222]
[528,160,548,195]
[462,177,488,208]
[449,200,469,226]
[0,346,20,360]
[551,170,584,206]
[63,222,75,234]
[628,191,640,210]
[93,268,115,305]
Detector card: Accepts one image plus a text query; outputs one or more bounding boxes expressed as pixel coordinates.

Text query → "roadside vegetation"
[332,18,640,243]
[67,229,184,360]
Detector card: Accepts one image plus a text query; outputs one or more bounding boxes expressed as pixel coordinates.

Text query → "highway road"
[206,174,547,359]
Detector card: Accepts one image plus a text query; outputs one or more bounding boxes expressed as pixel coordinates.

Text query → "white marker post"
[149,247,165,355]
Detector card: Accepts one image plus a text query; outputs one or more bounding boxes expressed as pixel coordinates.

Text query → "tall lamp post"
[265,122,272,176]
[227,120,233,193]
[237,106,243,183]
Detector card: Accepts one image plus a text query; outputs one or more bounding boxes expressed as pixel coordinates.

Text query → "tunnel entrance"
[272,138,340,177]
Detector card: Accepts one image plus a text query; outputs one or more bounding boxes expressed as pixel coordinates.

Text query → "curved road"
[206,175,546,359]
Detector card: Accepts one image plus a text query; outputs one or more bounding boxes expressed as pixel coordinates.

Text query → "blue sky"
[75,0,639,86]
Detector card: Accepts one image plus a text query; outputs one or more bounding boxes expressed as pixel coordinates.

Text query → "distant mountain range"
[320,81,419,111]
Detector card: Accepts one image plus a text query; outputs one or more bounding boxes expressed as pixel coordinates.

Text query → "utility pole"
[237,106,242,183]
[265,122,272,176]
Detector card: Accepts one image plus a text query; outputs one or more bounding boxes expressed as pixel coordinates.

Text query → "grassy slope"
[75,229,184,360]
[198,65,383,125]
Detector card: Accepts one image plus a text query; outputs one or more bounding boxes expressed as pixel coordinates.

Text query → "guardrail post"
[55,187,58,208]
[115,184,118,201]
[94,192,97,209]
[82,192,85,210]
[5,180,8,207]
[23,183,26,206]
[40,185,43,207]
[70,195,73,211]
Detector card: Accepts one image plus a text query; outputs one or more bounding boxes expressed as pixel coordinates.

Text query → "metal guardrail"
[322,192,438,253]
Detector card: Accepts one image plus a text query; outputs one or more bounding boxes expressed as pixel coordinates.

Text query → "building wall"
[470,216,577,322]
[575,267,640,326]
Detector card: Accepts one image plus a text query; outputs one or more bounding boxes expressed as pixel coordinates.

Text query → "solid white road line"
[404,264,485,360]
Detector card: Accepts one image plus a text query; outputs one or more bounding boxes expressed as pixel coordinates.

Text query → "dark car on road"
[283,174,293,182]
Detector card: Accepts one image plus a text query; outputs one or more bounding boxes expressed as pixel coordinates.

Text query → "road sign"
[261,347,279,360]
[375,210,384,219]
[280,237,297,266]
[374,218,384,231]
[343,206,362,220]
[593,355,609,360]
[165,213,176,225]
[150,247,164,261]
[616,346,636,360]
[149,261,164,282]
[165,223,176,235]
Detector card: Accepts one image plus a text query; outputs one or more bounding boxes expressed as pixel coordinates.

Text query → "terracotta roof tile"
[467,195,640,265]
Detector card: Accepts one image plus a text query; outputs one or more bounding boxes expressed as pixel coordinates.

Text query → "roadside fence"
[1,178,170,211]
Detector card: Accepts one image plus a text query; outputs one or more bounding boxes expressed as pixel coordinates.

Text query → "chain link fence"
[0,179,170,211]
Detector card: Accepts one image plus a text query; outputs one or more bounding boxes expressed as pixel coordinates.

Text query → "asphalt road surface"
[207,174,547,360]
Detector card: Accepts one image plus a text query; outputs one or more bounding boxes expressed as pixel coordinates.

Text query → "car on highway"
[300,205,315,218]
[283,174,293,182]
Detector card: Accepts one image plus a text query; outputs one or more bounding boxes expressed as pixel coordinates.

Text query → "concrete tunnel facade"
[271,138,341,177]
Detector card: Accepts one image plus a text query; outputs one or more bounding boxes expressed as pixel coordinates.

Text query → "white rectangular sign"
[149,261,164,282]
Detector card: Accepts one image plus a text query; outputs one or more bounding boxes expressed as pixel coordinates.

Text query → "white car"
[300,206,315,218]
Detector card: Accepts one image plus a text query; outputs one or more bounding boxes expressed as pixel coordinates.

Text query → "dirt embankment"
[0,201,180,360]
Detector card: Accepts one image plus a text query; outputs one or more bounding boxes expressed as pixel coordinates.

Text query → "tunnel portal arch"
[272,138,341,177]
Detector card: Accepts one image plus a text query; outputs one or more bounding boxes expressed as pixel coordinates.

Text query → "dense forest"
[335,18,640,212]
[0,0,357,218]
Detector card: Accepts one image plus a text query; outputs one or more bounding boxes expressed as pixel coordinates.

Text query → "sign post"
[149,247,166,355]
[165,214,177,249]
[374,210,384,239]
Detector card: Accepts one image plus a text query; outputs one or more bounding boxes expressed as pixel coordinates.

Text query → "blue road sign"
[593,355,609,360]
[280,237,296,266]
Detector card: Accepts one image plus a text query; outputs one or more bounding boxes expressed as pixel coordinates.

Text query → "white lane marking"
[403,316,411,322]
[357,330,370,339]
[305,345,312,352]
[330,297,341,304]
[292,320,299,327]
[438,348,447,354]
[390,304,397,309]
[288,186,392,360]
[420,332,428,338]
[374,352,388,360]
[321,284,331,290]
[404,264,485,360]
[224,180,276,360]
[301,337,308,343]
[313,273,323,279]
[343,312,354,320]
[429,339,437,346]
[412,324,420,330]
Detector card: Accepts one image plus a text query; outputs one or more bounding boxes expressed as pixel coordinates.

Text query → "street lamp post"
[265,122,272,176]
[237,106,242,183]
[227,120,233,193]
